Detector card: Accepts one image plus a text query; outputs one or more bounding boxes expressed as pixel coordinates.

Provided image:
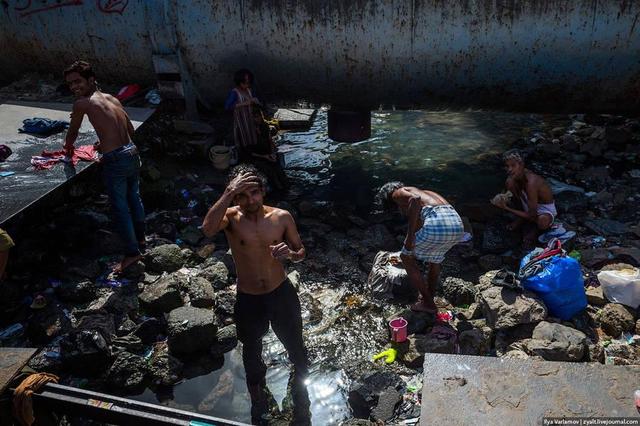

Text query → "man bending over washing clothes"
[492,149,557,248]
[376,182,464,313]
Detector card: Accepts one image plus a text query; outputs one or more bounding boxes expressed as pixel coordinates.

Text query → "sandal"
[491,269,521,290]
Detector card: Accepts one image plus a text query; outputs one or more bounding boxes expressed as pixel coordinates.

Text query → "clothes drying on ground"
[18,118,69,135]
[31,145,98,170]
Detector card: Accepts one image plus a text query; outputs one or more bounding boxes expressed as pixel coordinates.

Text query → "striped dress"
[231,88,258,148]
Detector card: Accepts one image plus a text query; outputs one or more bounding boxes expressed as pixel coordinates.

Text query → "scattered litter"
[145,89,162,105]
[435,311,453,323]
[372,348,397,364]
[18,117,69,135]
[0,323,24,340]
[591,236,606,248]
[187,199,198,209]
[568,250,581,261]
[116,84,141,102]
[96,274,131,288]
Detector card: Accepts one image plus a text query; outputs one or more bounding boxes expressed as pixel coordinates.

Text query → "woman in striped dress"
[225,69,260,150]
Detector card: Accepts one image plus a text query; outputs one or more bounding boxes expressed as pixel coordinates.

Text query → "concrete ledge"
[421,353,640,424]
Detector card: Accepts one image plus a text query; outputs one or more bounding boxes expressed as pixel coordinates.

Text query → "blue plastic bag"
[519,253,587,320]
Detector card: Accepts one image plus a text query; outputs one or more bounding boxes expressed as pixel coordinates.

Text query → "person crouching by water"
[63,61,146,274]
[225,69,260,153]
[202,164,310,425]
[376,183,464,313]
[492,149,557,249]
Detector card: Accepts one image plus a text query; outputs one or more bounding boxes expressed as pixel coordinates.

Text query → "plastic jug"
[389,317,408,343]
[598,267,640,309]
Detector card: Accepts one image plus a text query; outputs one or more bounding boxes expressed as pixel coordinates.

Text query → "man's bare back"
[68,91,133,154]
[224,206,293,294]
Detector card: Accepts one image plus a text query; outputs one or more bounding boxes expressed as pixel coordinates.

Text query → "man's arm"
[64,100,86,154]
[271,211,305,263]
[498,187,538,222]
[201,172,261,237]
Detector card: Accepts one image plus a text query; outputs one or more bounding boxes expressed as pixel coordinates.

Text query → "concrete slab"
[420,354,640,425]
[0,101,153,225]
[274,108,316,130]
[0,347,37,395]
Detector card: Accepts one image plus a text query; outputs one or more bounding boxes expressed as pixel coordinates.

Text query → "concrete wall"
[1,1,639,111]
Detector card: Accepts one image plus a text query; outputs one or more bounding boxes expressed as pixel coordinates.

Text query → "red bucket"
[389,317,408,343]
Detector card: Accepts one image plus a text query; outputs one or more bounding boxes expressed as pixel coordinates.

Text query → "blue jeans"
[102,143,145,256]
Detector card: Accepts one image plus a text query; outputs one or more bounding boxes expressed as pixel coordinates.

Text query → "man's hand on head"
[225,172,261,196]
[270,242,291,261]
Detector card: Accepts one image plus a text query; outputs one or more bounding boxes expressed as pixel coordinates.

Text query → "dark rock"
[106,351,148,393]
[139,274,183,313]
[414,332,457,354]
[495,323,536,357]
[214,290,236,318]
[62,258,101,280]
[370,387,402,422]
[198,261,229,290]
[75,314,116,343]
[149,341,184,386]
[133,317,165,344]
[585,287,607,306]
[167,306,217,355]
[211,324,237,356]
[60,330,111,376]
[459,327,493,356]
[348,370,403,419]
[27,307,72,344]
[92,229,125,255]
[525,321,587,361]
[111,334,144,353]
[481,220,520,253]
[146,244,186,273]
[555,191,589,213]
[116,318,137,336]
[580,249,612,269]
[178,225,203,246]
[120,261,145,280]
[187,277,215,308]
[28,349,64,374]
[441,277,477,307]
[604,126,632,146]
[56,280,96,303]
[478,254,502,271]
[598,304,636,337]
[583,218,629,236]
[478,287,547,330]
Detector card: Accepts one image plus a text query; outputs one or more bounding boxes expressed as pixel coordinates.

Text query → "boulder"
[459,327,493,356]
[167,306,217,355]
[481,220,520,253]
[414,332,457,355]
[26,307,72,344]
[56,280,96,303]
[370,387,402,422]
[133,317,165,344]
[106,351,148,392]
[139,274,183,313]
[187,277,215,308]
[60,330,111,376]
[75,313,116,343]
[148,341,184,386]
[146,244,186,273]
[348,370,404,419]
[197,261,230,290]
[585,287,607,306]
[604,341,640,365]
[211,324,238,356]
[580,249,612,269]
[525,321,587,361]
[478,287,547,330]
[441,277,477,307]
[214,290,236,319]
[111,334,144,353]
[583,219,629,237]
[598,303,636,337]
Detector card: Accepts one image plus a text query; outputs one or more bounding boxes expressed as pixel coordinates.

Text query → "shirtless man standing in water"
[202,164,309,425]
[63,61,145,273]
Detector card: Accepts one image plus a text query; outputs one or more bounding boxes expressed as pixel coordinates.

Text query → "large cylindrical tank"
[1,0,639,111]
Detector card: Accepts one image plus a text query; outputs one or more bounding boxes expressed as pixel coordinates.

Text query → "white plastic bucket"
[209,145,231,170]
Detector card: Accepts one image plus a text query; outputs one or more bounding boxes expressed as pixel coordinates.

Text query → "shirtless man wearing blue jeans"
[63,61,145,273]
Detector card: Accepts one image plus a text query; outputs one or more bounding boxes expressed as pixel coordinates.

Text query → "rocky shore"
[1,76,639,424]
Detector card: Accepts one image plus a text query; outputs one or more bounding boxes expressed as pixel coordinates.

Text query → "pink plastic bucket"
[389,317,408,343]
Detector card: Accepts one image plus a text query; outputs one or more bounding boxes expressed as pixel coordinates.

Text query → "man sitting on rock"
[202,163,309,424]
[376,182,464,313]
[62,60,146,273]
[492,149,557,248]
